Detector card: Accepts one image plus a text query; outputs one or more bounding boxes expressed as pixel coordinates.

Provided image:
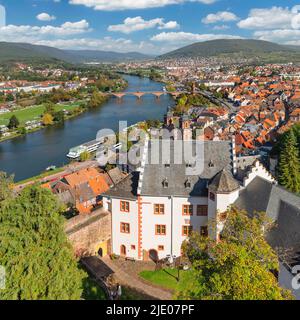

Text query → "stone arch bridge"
[104,91,187,100]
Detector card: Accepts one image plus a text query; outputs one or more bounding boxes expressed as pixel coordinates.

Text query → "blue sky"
[0,0,299,54]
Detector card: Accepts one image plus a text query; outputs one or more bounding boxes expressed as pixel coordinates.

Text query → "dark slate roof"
[103,140,235,198]
[234,177,273,214]
[57,190,74,206]
[102,172,139,200]
[75,182,95,203]
[235,155,261,182]
[107,167,125,185]
[209,169,240,194]
[235,176,300,268]
[140,140,234,197]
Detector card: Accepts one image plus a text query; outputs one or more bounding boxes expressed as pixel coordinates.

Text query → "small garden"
[139,268,194,292]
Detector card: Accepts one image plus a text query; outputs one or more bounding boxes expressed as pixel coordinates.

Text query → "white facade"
[142,196,208,259]
[104,160,276,261]
[104,195,210,260]
[105,197,139,259]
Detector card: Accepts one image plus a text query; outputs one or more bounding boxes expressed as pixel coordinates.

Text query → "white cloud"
[159,20,179,30]
[151,31,243,43]
[0,19,179,54]
[254,29,300,44]
[213,24,230,30]
[69,0,216,11]
[0,20,91,42]
[237,6,298,30]
[237,5,300,44]
[291,5,300,29]
[29,37,170,54]
[108,16,179,34]
[202,11,238,24]
[37,13,56,21]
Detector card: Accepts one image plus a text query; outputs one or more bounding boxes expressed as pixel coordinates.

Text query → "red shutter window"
[120,201,130,212]
[182,204,193,216]
[120,222,130,234]
[182,226,193,236]
[154,204,165,215]
[155,225,166,235]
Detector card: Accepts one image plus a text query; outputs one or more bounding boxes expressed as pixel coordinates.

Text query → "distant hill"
[65,49,151,63]
[159,39,300,62]
[0,42,152,64]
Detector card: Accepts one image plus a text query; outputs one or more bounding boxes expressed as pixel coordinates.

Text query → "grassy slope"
[0,42,152,63]
[0,103,82,126]
[159,39,300,62]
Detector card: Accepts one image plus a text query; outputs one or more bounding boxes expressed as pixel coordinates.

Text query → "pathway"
[14,160,99,191]
[102,256,173,300]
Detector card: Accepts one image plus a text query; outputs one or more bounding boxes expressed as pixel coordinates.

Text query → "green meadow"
[0,103,82,126]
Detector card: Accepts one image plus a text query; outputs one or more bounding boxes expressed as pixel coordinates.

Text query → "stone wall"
[65,209,111,256]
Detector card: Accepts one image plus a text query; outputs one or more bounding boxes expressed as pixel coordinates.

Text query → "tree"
[42,113,54,126]
[5,93,14,102]
[177,95,188,107]
[0,185,85,300]
[176,208,293,300]
[80,151,91,162]
[44,102,55,115]
[88,91,107,108]
[53,110,65,124]
[278,129,300,193]
[166,84,176,92]
[8,115,20,129]
[0,171,14,202]
[17,127,27,135]
[173,95,189,115]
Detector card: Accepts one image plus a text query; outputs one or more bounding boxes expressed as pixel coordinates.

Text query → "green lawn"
[0,102,83,126]
[139,268,193,292]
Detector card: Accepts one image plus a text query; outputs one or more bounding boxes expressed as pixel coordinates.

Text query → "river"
[0,75,174,181]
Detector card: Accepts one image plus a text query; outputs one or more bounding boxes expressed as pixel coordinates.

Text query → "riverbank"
[0,77,128,143]
[0,97,110,143]
[0,75,173,182]
[118,70,167,85]
[14,160,99,190]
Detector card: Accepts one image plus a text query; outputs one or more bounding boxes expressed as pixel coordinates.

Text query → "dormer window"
[208,160,214,168]
[185,179,191,189]
[162,178,169,188]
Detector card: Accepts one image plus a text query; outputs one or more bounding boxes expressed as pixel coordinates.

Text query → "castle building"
[102,138,276,261]
[101,135,300,297]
